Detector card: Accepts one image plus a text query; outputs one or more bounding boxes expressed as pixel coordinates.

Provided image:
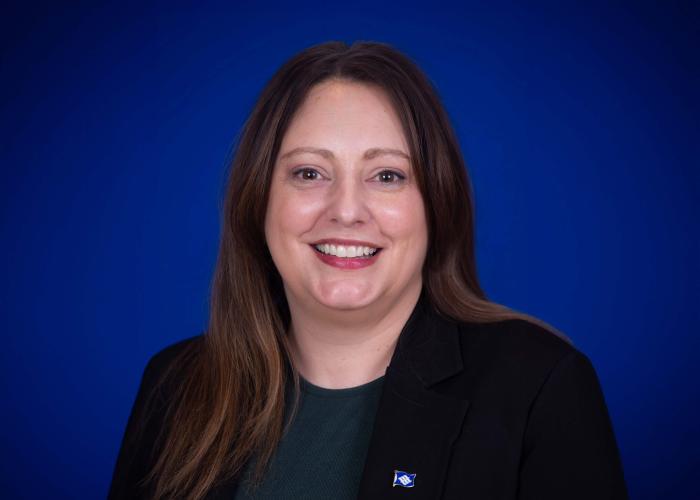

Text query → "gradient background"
[2,1,697,498]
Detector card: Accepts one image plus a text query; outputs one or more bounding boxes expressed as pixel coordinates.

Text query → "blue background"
[2,1,697,498]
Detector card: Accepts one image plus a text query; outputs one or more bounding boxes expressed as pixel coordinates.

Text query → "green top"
[233,372,385,499]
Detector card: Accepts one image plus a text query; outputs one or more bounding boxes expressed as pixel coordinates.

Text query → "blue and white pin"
[392,470,417,488]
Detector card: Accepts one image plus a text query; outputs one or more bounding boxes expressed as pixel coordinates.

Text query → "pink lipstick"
[310,244,382,269]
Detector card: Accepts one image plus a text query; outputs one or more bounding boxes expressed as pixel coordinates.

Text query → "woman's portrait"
[105,40,629,499]
[3,3,696,500]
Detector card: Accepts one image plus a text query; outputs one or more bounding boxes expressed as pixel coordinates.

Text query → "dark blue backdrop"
[2,1,697,498]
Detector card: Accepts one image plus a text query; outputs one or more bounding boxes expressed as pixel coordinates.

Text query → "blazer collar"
[355,287,471,499]
[390,287,465,387]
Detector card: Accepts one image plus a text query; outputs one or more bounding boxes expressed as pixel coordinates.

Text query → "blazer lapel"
[356,290,471,499]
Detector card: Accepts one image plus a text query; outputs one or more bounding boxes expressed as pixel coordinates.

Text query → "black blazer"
[109,292,629,499]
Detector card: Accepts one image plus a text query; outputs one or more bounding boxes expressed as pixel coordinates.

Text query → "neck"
[285,283,423,389]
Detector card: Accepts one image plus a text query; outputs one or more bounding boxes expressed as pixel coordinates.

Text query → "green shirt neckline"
[299,373,386,399]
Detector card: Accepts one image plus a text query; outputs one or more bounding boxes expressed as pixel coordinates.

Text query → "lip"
[309,244,382,269]
[310,238,382,248]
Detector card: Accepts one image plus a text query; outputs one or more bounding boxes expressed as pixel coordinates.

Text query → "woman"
[108,41,628,500]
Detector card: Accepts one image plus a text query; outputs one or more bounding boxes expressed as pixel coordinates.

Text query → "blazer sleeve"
[517,349,629,500]
[107,354,167,500]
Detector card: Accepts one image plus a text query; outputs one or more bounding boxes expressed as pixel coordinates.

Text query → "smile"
[309,244,383,269]
[314,243,379,257]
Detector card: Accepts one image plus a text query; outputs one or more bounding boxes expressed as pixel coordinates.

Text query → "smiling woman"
[108,40,629,500]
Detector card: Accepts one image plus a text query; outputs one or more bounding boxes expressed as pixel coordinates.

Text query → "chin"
[313,284,378,310]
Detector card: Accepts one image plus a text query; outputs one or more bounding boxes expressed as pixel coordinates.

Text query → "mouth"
[310,244,383,259]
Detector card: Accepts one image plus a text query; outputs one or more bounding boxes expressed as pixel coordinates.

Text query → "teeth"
[314,244,379,258]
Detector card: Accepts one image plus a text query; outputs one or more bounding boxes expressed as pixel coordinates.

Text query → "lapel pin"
[392,470,416,488]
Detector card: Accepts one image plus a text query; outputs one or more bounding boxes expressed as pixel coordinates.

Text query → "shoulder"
[146,334,204,372]
[452,318,595,405]
[108,334,206,499]
[139,334,205,399]
[459,317,579,368]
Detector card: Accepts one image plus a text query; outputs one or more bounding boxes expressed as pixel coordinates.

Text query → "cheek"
[377,194,427,240]
[266,188,323,240]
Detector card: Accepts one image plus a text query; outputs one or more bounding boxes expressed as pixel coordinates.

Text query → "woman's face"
[265,80,428,313]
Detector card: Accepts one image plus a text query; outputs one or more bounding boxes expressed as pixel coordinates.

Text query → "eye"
[374,170,406,184]
[291,167,322,181]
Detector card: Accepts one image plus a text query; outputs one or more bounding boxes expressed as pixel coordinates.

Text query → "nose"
[326,174,370,227]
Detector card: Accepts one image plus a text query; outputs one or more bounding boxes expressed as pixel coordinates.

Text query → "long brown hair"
[140,40,570,499]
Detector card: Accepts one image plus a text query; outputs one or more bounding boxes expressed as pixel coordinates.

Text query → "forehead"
[279,80,410,155]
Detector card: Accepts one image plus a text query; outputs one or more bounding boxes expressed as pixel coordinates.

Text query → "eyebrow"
[278,146,411,161]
